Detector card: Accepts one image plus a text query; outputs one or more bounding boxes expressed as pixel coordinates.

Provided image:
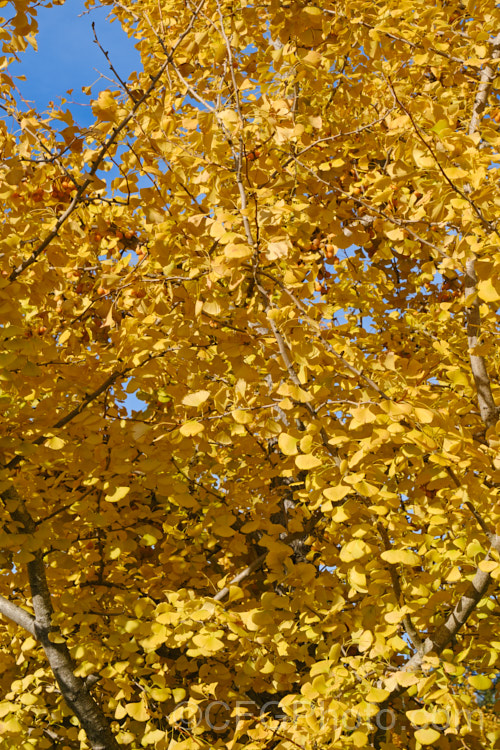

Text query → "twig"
[378,524,423,652]
[213,553,267,602]
[9,0,207,283]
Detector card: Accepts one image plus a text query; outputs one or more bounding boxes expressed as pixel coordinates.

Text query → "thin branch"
[386,76,492,229]
[378,524,423,652]
[0,594,36,636]
[347,16,484,73]
[252,267,391,401]
[293,157,448,260]
[8,0,206,283]
[403,532,500,673]
[5,369,125,471]
[213,553,267,602]
[464,33,500,430]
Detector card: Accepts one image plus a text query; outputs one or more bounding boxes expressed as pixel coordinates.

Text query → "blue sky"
[11,1,145,412]
[11,0,140,118]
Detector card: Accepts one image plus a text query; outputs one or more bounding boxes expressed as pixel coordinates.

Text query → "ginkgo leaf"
[339,540,371,562]
[365,687,390,703]
[104,486,130,503]
[323,485,350,502]
[468,675,492,690]
[278,432,298,455]
[192,633,225,652]
[295,453,322,470]
[179,421,205,436]
[381,549,421,566]
[45,436,66,450]
[477,278,500,302]
[414,728,441,745]
[407,708,433,725]
[267,240,289,260]
[125,701,149,722]
[182,390,210,407]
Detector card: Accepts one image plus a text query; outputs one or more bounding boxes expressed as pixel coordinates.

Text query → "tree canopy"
[1,0,500,748]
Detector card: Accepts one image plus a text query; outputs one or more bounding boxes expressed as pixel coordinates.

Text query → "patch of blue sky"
[10,0,140,120]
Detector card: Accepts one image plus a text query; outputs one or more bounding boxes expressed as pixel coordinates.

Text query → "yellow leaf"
[414,407,434,424]
[179,421,205,436]
[468,675,492,690]
[224,243,253,259]
[21,636,37,652]
[295,453,322,470]
[92,90,118,122]
[385,607,408,624]
[353,480,379,497]
[0,702,16,718]
[150,687,171,701]
[182,390,210,407]
[477,278,500,303]
[172,688,186,703]
[381,549,421,566]
[339,539,371,562]
[142,728,166,745]
[278,432,298,455]
[104,486,130,503]
[323,485,350,502]
[125,700,149,722]
[358,630,373,652]
[478,560,500,573]
[366,687,390,703]
[350,731,369,747]
[192,632,225,652]
[1,717,22,732]
[45,436,66,450]
[394,672,419,687]
[414,727,441,745]
[348,565,367,592]
[232,409,252,424]
[407,708,432,725]
[218,109,239,129]
[267,240,290,259]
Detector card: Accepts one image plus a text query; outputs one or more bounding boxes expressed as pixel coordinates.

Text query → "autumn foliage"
[1,0,500,748]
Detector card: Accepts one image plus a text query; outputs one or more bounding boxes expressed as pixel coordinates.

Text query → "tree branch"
[378,524,423,652]
[403,533,500,672]
[1,486,120,750]
[463,33,500,430]
[213,553,267,602]
[8,0,207,283]
[465,257,499,429]
[0,594,36,636]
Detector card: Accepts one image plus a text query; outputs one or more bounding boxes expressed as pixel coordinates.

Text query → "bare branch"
[469,33,500,135]
[1,486,120,750]
[403,533,500,673]
[213,553,267,602]
[0,594,36,636]
[465,257,499,429]
[463,33,500,430]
